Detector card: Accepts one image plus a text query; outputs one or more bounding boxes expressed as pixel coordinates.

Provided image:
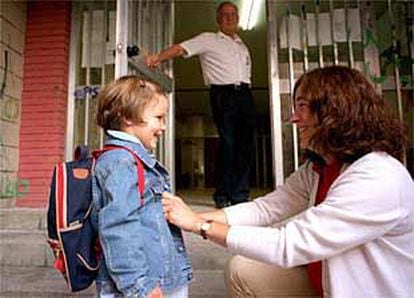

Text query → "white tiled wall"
[0,0,27,202]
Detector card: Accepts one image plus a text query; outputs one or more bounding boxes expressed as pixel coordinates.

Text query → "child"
[92,75,192,298]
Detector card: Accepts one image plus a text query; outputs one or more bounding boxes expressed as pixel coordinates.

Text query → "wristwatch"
[199,220,213,240]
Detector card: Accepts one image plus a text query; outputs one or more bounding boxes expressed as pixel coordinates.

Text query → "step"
[0,208,46,230]
[0,198,15,208]
[0,266,95,297]
[0,229,232,271]
[0,267,227,297]
[0,229,54,267]
[0,231,232,272]
[0,205,233,271]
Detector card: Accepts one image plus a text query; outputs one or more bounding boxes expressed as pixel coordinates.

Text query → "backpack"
[46,144,145,292]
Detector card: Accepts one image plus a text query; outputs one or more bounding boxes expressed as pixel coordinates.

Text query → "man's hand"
[145,54,160,68]
[162,192,203,233]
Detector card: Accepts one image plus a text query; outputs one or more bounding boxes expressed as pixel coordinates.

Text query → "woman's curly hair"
[294,66,407,162]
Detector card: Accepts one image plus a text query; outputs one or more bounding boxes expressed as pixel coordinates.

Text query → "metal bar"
[286,7,299,170]
[99,0,108,149]
[115,0,128,78]
[143,1,149,53]
[329,0,339,65]
[262,135,267,189]
[388,0,404,122]
[407,0,414,158]
[84,10,92,146]
[301,3,309,72]
[165,0,176,192]
[137,0,143,48]
[128,0,133,46]
[255,133,260,188]
[156,1,165,165]
[387,0,406,166]
[266,0,285,187]
[65,2,80,160]
[345,0,355,68]
[360,0,381,93]
[315,0,324,67]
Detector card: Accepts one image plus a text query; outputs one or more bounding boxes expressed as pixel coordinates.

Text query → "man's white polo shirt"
[180,31,251,86]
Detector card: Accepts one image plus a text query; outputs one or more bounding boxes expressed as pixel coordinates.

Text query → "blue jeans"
[209,84,256,206]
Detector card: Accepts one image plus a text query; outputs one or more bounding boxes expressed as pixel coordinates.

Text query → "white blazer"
[225,152,414,297]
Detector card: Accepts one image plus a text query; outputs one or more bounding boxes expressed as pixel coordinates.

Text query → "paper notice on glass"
[333,9,347,42]
[307,13,332,46]
[319,13,332,45]
[90,10,105,67]
[91,11,104,44]
[279,15,302,50]
[81,11,91,68]
[348,8,362,42]
[82,10,106,67]
[105,11,116,65]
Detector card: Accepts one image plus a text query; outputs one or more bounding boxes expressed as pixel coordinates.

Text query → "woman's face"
[291,84,317,150]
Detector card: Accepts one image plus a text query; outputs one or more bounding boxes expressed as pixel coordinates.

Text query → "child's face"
[129,95,168,150]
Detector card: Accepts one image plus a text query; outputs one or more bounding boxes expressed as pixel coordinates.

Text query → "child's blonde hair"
[96,75,165,131]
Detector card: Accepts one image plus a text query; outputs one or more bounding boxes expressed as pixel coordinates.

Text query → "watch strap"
[200,219,213,240]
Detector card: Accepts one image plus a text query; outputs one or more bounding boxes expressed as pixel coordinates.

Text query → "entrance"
[67,0,176,186]
[67,0,413,199]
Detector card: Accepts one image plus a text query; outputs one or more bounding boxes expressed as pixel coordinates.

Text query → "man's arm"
[145,44,187,67]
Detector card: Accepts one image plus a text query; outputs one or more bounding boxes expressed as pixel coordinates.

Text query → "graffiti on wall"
[74,85,101,99]
[0,50,8,100]
[0,49,20,122]
[0,136,30,199]
[0,98,20,122]
[0,177,30,198]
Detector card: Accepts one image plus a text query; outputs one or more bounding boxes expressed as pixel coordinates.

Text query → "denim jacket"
[92,133,192,297]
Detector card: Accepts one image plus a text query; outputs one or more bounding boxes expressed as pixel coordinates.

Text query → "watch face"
[201,222,211,231]
[200,221,212,239]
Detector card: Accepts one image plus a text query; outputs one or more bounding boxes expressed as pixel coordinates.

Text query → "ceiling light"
[240,0,263,30]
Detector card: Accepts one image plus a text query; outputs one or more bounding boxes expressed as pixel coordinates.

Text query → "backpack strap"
[55,162,68,229]
[93,145,145,206]
[73,145,89,161]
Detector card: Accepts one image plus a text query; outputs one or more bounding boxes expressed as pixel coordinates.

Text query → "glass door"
[67,0,176,187]
[266,0,414,184]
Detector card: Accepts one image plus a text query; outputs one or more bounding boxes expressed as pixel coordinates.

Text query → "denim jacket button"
[178,246,184,252]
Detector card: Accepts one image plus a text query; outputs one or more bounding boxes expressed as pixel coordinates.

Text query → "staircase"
[0,206,231,297]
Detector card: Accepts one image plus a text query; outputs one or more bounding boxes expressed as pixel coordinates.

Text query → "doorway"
[172,1,272,202]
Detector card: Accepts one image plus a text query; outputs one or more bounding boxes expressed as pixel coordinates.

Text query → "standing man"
[146,1,256,208]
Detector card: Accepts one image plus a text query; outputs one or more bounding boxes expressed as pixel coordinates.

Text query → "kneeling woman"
[162,66,414,297]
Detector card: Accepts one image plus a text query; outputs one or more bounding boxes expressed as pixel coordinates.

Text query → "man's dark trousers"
[210,83,256,207]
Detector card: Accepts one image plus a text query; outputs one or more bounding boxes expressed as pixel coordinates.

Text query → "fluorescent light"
[240,0,263,30]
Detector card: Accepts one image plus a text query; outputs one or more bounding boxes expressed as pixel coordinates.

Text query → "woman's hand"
[162,192,203,233]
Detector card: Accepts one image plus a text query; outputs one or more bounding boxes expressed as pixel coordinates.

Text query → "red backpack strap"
[93,145,145,206]
[52,162,69,275]
[55,162,68,230]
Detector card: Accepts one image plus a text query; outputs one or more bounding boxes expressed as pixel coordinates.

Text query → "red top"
[307,159,343,297]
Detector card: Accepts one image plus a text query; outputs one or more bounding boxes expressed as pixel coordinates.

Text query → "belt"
[210,83,250,90]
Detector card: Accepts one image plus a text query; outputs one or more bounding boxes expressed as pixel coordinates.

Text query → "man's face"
[217,4,239,36]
